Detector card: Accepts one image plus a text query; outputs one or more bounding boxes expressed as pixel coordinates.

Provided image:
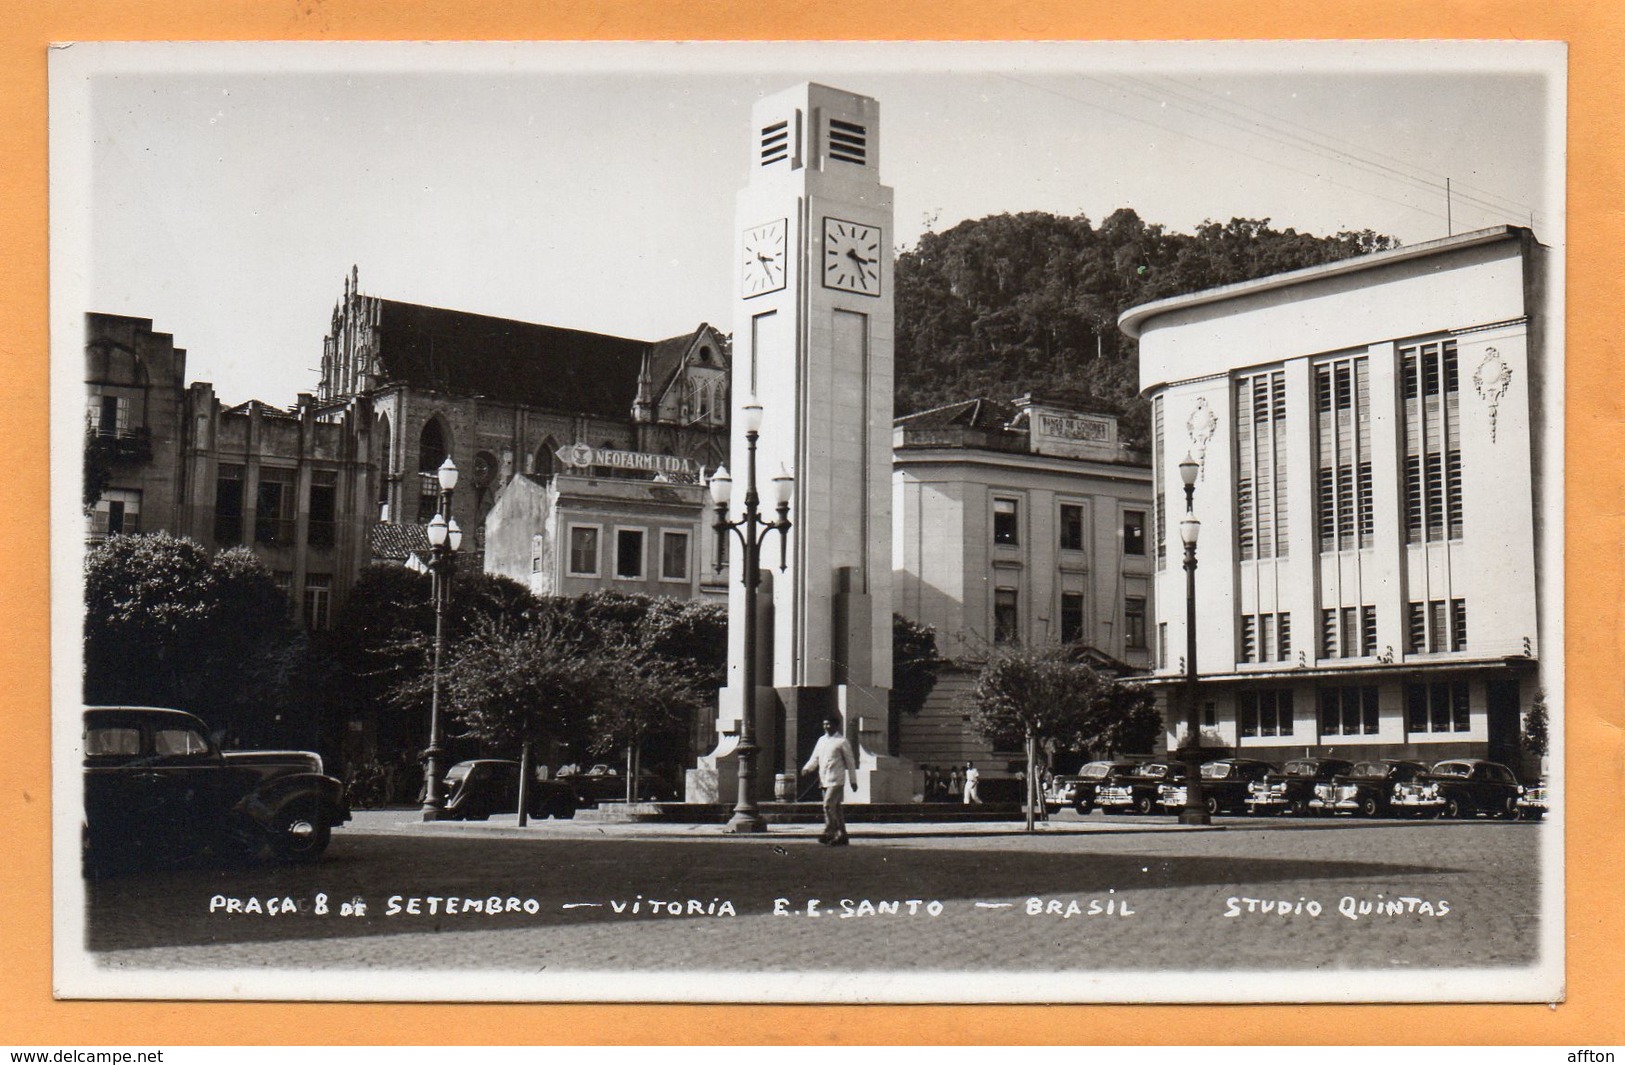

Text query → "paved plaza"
[77,811,1546,984]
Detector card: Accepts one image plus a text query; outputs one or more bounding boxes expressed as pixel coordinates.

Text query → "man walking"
[963,761,981,804]
[801,714,859,846]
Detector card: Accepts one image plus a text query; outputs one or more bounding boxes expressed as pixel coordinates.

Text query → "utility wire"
[1129,72,1544,227]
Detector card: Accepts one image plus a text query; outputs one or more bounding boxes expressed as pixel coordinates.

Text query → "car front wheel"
[1360,796,1381,818]
[267,802,331,863]
[1443,796,1469,820]
[1133,795,1154,816]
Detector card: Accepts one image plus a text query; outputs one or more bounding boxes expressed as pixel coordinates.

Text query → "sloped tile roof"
[369,522,432,562]
[894,397,1018,431]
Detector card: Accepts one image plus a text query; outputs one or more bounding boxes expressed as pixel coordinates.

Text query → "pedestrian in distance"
[963,761,981,804]
[801,714,859,846]
[948,765,962,800]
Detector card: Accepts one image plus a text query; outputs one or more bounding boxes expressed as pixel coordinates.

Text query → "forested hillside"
[893,209,1396,447]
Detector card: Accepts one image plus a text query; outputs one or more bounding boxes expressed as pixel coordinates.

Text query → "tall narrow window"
[1402,339,1462,544]
[993,498,1019,546]
[1406,602,1427,654]
[660,531,690,582]
[1060,592,1084,644]
[1261,614,1278,665]
[615,529,646,580]
[1124,597,1147,649]
[255,468,297,546]
[1241,615,1258,663]
[1122,510,1146,556]
[1316,357,1372,553]
[214,464,244,544]
[1158,622,1168,669]
[1451,599,1468,652]
[1319,686,1379,736]
[568,526,601,577]
[308,470,337,549]
[1236,371,1288,561]
[303,574,332,630]
[1429,600,1448,653]
[1360,606,1378,657]
[1058,504,1084,552]
[994,589,1019,644]
[1278,613,1292,661]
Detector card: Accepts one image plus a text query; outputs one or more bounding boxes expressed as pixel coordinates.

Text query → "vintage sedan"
[1158,759,1275,815]
[1245,758,1354,817]
[442,759,578,821]
[1309,759,1431,817]
[1047,761,1139,814]
[83,706,350,871]
[1516,779,1549,821]
[1096,761,1184,815]
[1390,758,1526,819]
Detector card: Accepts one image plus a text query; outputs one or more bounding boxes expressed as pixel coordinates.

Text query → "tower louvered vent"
[760,121,790,166]
[828,118,867,165]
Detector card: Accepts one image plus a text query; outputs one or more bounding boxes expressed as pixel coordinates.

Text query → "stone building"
[891,394,1155,780]
[317,267,730,575]
[86,312,376,627]
[1120,225,1555,769]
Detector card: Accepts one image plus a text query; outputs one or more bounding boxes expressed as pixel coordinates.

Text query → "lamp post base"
[723,811,767,833]
[1178,807,1211,826]
[420,803,445,823]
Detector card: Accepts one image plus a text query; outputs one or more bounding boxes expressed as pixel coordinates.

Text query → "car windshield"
[1079,764,1113,779]
[444,765,472,782]
[1139,764,1169,778]
[1282,761,1318,777]
[1351,762,1389,778]
[1432,762,1473,777]
[1200,763,1231,780]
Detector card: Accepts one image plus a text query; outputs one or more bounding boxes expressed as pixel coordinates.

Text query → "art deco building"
[1120,226,1555,769]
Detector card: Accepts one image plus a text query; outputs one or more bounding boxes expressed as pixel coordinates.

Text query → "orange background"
[3,0,1621,1046]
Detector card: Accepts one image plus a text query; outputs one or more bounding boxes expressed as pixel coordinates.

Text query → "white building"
[1120,226,1555,768]
[891,395,1154,776]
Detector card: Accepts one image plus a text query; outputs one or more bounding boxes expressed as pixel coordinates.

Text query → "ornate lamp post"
[708,397,793,834]
[1176,454,1209,826]
[420,456,462,821]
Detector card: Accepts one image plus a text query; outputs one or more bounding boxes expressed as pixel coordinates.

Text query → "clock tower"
[692,83,915,804]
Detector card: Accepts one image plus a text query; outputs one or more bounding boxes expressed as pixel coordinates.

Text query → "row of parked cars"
[1045,757,1548,821]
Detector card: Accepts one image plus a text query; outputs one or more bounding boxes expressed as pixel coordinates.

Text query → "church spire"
[632,347,655,423]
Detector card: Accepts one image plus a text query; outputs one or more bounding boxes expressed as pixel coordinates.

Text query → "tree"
[1521,691,1549,759]
[894,210,1398,446]
[585,644,707,801]
[889,613,945,754]
[970,644,1161,830]
[83,533,308,747]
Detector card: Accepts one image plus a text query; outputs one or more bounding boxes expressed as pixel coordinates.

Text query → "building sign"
[556,442,697,477]
[1027,405,1118,459]
[1036,412,1110,443]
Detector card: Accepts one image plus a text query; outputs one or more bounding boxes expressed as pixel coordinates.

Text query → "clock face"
[741,219,788,297]
[822,217,881,296]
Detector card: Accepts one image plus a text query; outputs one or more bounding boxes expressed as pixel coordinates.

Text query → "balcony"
[86,426,153,463]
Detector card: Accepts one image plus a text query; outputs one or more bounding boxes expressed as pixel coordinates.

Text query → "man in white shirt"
[801,715,859,846]
[963,761,981,804]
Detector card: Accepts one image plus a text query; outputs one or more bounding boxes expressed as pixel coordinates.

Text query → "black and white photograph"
[49,40,1565,1003]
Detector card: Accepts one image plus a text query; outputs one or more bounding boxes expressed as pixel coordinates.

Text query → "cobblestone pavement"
[79,813,1546,987]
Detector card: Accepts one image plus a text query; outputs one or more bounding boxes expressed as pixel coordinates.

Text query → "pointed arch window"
[418,418,448,474]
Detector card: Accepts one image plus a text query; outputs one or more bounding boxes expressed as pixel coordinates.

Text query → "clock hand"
[845,248,871,266]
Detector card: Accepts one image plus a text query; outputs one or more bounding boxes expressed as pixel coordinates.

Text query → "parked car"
[1246,758,1353,817]
[1158,759,1275,815]
[1390,759,1525,819]
[1047,760,1139,814]
[1516,779,1549,821]
[1308,759,1432,817]
[556,764,674,805]
[83,706,350,871]
[442,759,578,821]
[1096,761,1184,815]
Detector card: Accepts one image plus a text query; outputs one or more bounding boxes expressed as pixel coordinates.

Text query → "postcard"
[50,40,1565,1003]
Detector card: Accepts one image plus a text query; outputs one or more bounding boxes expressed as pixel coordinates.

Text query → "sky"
[59,41,1562,406]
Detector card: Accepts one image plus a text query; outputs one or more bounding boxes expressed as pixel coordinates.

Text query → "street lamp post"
[420,456,462,822]
[1177,455,1209,826]
[708,398,793,834]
